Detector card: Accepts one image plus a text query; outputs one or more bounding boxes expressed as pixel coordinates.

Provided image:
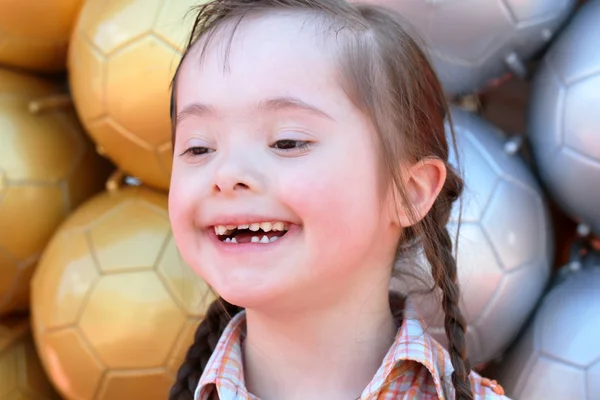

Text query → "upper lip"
[204,214,296,228]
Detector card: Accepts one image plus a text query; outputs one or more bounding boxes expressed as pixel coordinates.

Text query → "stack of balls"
[0,1,598,399]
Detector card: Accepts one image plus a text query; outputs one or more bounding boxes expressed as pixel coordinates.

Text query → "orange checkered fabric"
[195,299,510,399]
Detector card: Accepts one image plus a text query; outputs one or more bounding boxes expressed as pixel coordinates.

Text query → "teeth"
[231,237,237,243]
[215,221,289,235]
[270,236,279,242]
[259,235,269,243]
[251,236,260,243]
[225,237,231,242]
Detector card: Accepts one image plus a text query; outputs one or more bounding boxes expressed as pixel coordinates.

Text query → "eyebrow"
[176,96,334,124]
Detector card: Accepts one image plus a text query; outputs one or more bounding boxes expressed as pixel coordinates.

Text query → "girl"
[167,0,511,399]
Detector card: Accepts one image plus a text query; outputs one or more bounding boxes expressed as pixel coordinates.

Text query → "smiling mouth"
[213,221,290,244]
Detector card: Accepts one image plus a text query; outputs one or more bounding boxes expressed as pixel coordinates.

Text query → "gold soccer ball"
[0,68,111,317]
[0,0,84,72]
[68,0,202,192]
[0,316,61,399]
[31,182,215,400]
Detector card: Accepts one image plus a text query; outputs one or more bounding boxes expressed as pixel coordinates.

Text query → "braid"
[169,298,244,400]
[422,170,474,400]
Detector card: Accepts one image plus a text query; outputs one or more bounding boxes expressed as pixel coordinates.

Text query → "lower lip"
[207,225,299,253]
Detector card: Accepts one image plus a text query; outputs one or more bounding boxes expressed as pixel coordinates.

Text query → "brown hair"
[168,0,471,399]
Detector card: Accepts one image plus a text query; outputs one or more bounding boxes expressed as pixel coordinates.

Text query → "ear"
[392,158,447,228]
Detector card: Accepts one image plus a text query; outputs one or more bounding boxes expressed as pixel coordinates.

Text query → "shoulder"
[385,299,513,400]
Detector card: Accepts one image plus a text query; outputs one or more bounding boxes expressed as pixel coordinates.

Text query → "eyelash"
[180,140,312,157]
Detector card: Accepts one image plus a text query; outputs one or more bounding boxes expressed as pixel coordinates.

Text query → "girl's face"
[169,13,400,309]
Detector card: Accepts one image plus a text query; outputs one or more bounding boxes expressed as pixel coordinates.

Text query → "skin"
[169,11,446,400]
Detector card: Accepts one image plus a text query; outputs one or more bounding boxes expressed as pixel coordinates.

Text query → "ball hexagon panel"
[521,356,587,399]
[563,75,600,160]
[97,370,174,400]
[538,276,600,368]
[31,231,100,331]
[39,329,105,400]
[428,0,512,65]
[78,272,186,370]
[153,0,197,51]
[482,179,546,272]
[474,262,547,362]
[105,36,177,145]
[451,223,504,323]
[502,0,572,24]
[88,200,170,274]
[68,35,106,122]
[495,266,600,400]
[454,141,498,223]
[78,0,164,56]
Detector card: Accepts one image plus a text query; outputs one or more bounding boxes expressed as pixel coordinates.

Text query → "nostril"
[234,182,250,190]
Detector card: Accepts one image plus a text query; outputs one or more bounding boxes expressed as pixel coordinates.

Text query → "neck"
[242,282,399,400]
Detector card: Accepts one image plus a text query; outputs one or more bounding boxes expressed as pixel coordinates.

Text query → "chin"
[212,275,291,310]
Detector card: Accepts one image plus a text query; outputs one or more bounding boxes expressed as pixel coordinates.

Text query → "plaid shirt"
[195,299,510,400]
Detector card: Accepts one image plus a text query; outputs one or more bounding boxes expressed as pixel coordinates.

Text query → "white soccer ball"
[352,0,576,96]
[494,250,600,400]
[528,0,600,236]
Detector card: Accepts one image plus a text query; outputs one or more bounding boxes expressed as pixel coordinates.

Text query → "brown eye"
[181,147,212,156]
[273,140,310,150]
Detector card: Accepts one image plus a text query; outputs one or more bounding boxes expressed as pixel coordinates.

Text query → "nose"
[211,151,264,196]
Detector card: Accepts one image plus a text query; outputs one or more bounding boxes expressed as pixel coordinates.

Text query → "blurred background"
[0,0,598,399]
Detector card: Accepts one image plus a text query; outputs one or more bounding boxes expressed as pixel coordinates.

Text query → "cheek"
[168,167,202,244]
[282,148,382,239]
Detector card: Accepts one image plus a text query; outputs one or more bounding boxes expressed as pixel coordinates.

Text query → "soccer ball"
[0,0,83,72]
[352,0,576,96]
[392,107,553,366]
[31,184,215,400]
[0,316,60,399]
[493,252,600,400]
[68,0,202,191]
[0,68,110,317]
[528,0,600,236]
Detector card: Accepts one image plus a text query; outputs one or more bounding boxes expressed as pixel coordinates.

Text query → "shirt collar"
[195,298,449,400]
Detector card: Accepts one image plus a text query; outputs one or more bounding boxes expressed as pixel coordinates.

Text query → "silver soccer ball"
[392,107,553,366]
[528,0,600,236]
[353,0,576,96]
[493,250,600,400]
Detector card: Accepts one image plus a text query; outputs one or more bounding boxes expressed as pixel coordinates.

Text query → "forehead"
[176,12,345,110]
